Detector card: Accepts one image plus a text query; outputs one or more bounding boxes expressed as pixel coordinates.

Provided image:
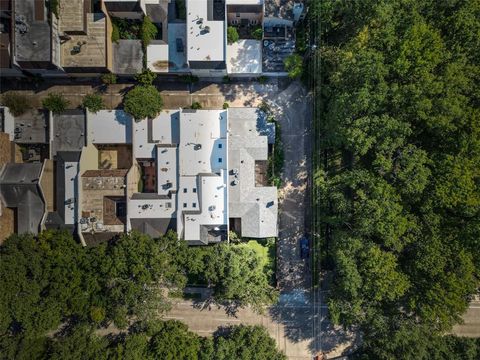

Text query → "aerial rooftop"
[186,0,225,63]
[14,0,52,64]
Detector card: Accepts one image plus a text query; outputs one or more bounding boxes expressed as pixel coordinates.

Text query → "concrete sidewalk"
[0,81,281,111]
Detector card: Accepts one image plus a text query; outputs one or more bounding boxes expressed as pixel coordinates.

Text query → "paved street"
[268,81,311,292]
[453,300,480,337]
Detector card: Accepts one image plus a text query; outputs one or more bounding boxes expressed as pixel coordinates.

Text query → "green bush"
[223,102,229,109]
[284,53,303,79]
[191,102,202,110]
[49,0,59,18]
[101,73,117,85]
[257,75,268,84]
[141,16,158,48]
[42,93,69,114]
[176,0,186,20]
[82,93,105,113]
[124,85,163,120]
[1,92,32,116]
[223,75,231,83]
[111,21,120,43]
[227,26,239,44]
[135,69,157,85]
[180,74,199,84]
[251,27,263,40]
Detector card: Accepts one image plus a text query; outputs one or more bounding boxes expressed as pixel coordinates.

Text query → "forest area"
[308,0,480,358]
[0,231,281,359]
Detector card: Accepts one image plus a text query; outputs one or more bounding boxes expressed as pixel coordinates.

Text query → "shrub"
[111,22,120,43]
[50,0,59,18]
[135,69,157,85]
[124,85,163,120]
[223,75,231,83]
[284,53,303,79]
[1,92,32,116]
[176,0,186,20]
[191,102,202,110]
[227,26,239,44]
[82,93,105,113]
[251,27,263,40]
[223,102,229,109]
[180,74,199,84]
[42,93,69,114]
[141,16,158,48]
[101,73,117,85]
[257,75,268,84]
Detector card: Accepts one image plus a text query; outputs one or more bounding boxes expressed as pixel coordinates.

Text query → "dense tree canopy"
[309,0,480,356]
[0,231,186,335]
[0,322,286,360]
[185,243,279,312]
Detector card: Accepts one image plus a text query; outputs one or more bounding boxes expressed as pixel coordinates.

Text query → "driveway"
[268,81,311,292]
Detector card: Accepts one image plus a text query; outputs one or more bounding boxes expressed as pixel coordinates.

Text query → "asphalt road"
[452,300,480,337]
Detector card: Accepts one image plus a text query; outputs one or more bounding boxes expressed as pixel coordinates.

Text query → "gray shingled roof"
[228,108,278,238]
[0,163,45,234]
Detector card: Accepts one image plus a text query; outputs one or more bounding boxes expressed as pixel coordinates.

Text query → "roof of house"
[227,108,278,238]
[226,40,262,74]
[0,162,46,234]
[177,110,228,243]
[113,40,143,74]
[52,110,86,155]
[130,218,176,238]
[186,0,225,63]
[14,0,52,63]
[88,110,132,144]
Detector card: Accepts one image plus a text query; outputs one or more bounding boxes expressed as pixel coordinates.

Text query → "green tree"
[101,73,117,85]
[0,231,89,336]
[187,244,278,312]
[213,325,287,360]
[227,26,239,44]
[284,53,303,79]
[191,101,202,110]
[141,16,158,47]
[1,92,32,116]
[82,93,105,113]
[148,320,202,360]
[312,0,480,355]
[135,69,157,86]
[46,325,109,360]
[124,85,163,120]
[42,93,69,114]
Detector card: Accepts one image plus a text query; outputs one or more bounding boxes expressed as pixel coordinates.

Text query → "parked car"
[300,235,309,259]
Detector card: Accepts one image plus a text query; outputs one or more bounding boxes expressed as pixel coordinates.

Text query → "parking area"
[262,39,296,72]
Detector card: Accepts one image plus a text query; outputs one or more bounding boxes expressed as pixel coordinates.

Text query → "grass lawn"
[244,239,276,285]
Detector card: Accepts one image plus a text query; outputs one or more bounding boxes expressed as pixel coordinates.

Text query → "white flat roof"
[88,110,132,144]
[179,110,227,176]
[152,111,178,144]
[128,196,176,218]
[186,0,225,62]
[227,40,262,74]
[64,161,79,225]
[133,119,155,158]
[157,146,178,196]
[182,170,228,241]
[147,43,169,73]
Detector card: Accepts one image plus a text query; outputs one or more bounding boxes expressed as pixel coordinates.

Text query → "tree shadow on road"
[268,296,358,357]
